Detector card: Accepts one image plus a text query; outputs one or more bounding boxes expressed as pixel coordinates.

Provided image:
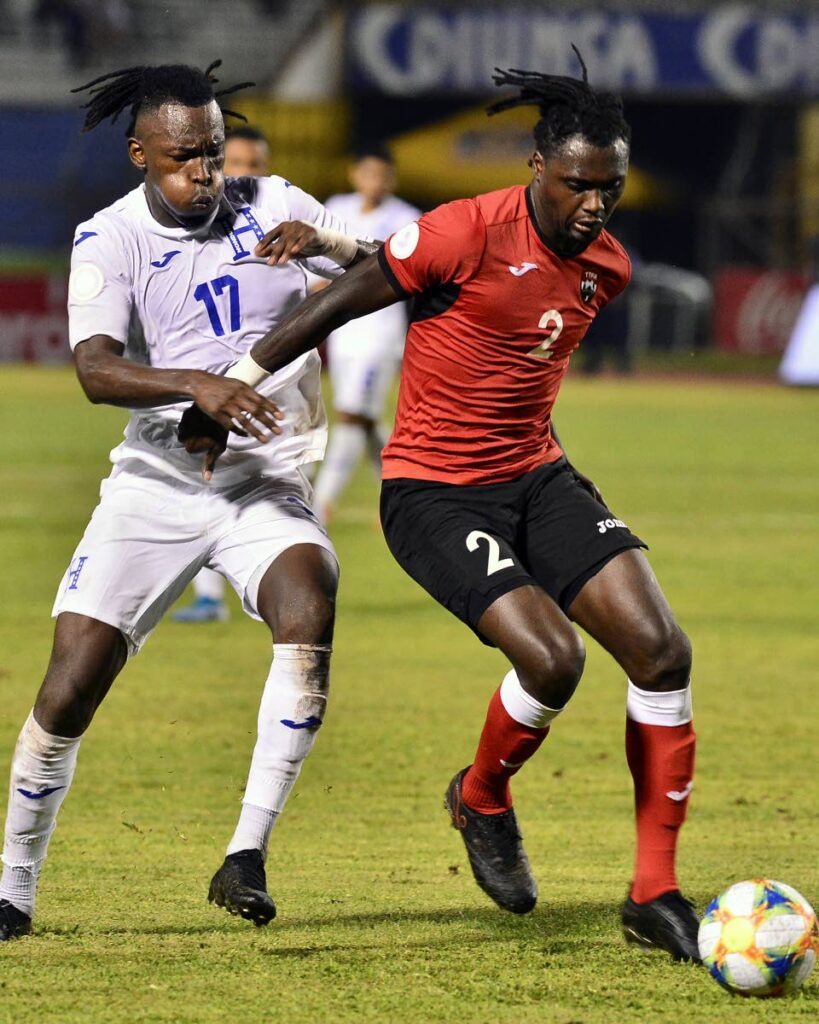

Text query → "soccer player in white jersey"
[0,62,376,941]
[173,124,273,624]
[311,148,420,524]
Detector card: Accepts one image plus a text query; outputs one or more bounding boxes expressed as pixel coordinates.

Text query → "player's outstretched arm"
[74,335,283,442]
[177,255,398,476]
[252,254,398,371]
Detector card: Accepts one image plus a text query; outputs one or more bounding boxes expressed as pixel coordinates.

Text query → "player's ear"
[128,136,147,174]
[530,150,545,181]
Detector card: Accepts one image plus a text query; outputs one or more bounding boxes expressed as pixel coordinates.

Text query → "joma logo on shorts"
[597,518,627,534]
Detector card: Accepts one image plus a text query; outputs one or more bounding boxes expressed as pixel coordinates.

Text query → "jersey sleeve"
[277,178,369,281]
[597,240,632,308]
[67,219,133,349]
[377,199,487,298]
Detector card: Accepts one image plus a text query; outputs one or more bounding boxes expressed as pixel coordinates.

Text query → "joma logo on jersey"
[597,518,626,534]
[580,270,598,304]
[151,250,181,269]
[67,556,88,590]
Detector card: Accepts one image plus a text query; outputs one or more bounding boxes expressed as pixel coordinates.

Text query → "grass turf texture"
[0,366,816,1023]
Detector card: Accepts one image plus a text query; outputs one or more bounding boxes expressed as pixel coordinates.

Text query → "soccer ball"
[698,879,819,997]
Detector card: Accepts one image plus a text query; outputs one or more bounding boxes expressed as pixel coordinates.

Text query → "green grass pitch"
[0,365,817,1023]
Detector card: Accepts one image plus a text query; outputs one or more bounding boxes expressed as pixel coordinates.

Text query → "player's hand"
[190,373,283,442]
[569,463,607,508]
[178,405,228,482]
[178,375,284,482]
[254,221,320,265]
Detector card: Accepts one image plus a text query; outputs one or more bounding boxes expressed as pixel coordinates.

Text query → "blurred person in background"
[173,124,272,624]
[311,147,420,525]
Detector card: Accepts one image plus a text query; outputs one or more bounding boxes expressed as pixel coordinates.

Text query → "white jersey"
[68,176,354,488]
[322,192,420,357]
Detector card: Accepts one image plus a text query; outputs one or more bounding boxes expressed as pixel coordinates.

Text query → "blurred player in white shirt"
[173,124,272,624]
[0,62,377,941]
[311,148,420,524]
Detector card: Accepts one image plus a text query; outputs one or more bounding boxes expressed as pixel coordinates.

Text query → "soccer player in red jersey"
[180,56,700,962]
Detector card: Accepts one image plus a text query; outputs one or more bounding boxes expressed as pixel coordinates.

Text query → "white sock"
[499,669,562,728]
[0,712,81,916]
[366,424,388,476]
[227,644,331,858]
[312,423,367,515]
[626,679,693,726]
[193,567,225,602]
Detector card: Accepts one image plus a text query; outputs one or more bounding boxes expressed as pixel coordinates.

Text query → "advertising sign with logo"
[0,275,69,363]
[348,8,819,98]
[713,268,811,354]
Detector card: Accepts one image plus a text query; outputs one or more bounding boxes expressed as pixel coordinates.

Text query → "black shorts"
[380,458,647,645]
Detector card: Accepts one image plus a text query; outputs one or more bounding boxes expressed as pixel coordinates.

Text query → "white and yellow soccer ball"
[698,879,818,997]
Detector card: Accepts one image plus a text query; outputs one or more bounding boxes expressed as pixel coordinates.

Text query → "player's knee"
[35,617,126,734]
[516,629,585,709]
[629,620,692,692]
[34,675,96,736]
[272,588,336,645]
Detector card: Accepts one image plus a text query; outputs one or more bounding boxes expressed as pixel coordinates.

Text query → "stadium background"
[1,0,818,367]
[0,3,817,1023]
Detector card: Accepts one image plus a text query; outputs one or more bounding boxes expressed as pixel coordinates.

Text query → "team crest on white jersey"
[580,270,598,304]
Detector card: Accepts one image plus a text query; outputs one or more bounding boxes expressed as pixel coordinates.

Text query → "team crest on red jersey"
[580,270,598,304]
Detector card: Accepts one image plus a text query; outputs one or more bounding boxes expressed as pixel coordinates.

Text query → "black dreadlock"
[71,60,254,136]
[487,46,630,157]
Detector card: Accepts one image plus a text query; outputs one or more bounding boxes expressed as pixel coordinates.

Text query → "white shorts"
[52,466,336,656]
[327,334,400,420]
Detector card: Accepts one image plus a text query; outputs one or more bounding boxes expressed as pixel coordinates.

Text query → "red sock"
[626,717,696,904]
[461,688,550,813]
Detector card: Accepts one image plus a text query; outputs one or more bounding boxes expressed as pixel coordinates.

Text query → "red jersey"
[378,184,631,484]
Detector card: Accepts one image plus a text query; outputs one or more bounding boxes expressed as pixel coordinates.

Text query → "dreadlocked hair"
[71,60,254,135]
[487,46,630,157]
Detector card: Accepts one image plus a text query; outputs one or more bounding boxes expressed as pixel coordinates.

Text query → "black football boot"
[0,899,32,941]
[621,889,701,962]
[208,849,277,927]
[444,767,537,915]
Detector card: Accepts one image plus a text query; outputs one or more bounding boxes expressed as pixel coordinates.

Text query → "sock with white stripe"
[461,670,562,813]
[625,680,696,903]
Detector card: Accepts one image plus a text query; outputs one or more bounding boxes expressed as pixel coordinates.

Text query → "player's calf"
[448,670,567,913]
[211,643,332,923]
[0,713,82,930]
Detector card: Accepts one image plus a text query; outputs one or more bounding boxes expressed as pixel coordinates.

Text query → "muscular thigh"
[52,470,210,657]
[380,476,533,643]
[568,547,689,686]
[522,459,647,613]
[209,473,338,623]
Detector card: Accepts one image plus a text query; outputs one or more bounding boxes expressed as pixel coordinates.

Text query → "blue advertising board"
[348,7,819,98]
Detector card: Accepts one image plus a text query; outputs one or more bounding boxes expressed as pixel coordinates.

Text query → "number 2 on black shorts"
[466,530,514,576]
